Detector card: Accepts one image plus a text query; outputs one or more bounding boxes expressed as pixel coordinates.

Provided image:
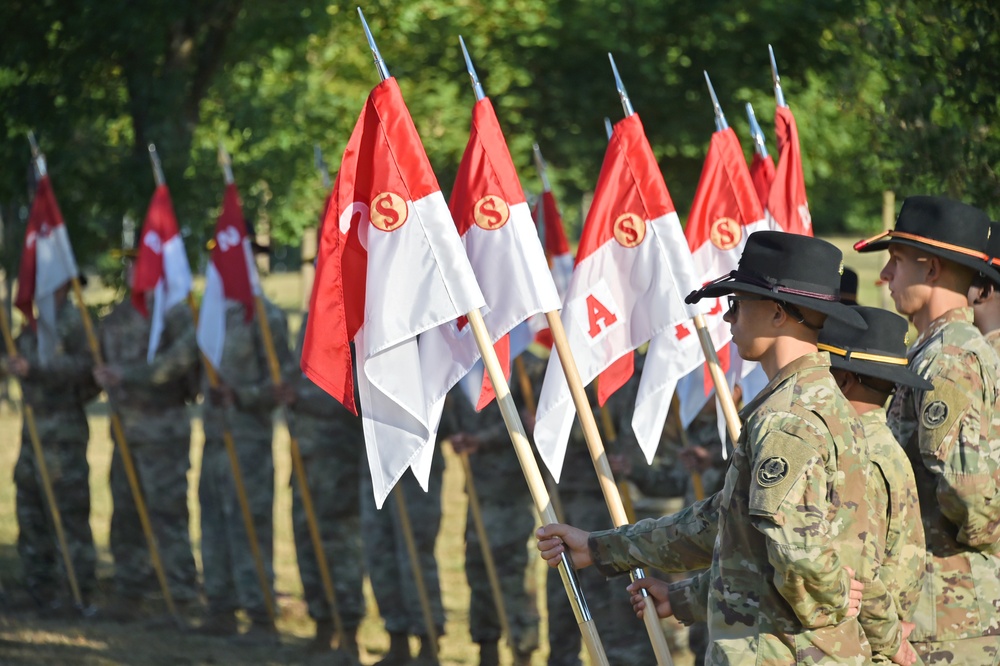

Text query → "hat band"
[855,230,988,260]
[732,270,839,301]
[818,343,909,366]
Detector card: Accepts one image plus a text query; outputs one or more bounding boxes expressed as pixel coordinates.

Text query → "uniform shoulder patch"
[749,430,820,518]
[921,400,949,429]
[757,456,789,487]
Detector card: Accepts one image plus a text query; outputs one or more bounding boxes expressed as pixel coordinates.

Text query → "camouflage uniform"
[859,408,926,664]
[99,298,200,604]
[885,308,1000,665]
[589,352,895,665]
[14,300,99,603]
[288,313,365,630]
[361,435,446,639]
[448,357,540,658]
[200,297,291,623]
[546,357,654,666]
[986,329,1000,357]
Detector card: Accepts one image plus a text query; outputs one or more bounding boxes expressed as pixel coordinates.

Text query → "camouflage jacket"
[202,297,293,443]
[589,352,890,665]
[986,328,1000,357]
[885,307,1000,642]
[17,300,97,442]
[288,312,362,454]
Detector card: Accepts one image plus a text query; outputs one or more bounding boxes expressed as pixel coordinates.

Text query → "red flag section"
[532,188,574,349]
[421,97,559,415]
[534,114,703,479]
[749,152,776,210]
[301,78,485,507]
[133,185,194,362]
[196,183,259,368]
[767,105,812,236]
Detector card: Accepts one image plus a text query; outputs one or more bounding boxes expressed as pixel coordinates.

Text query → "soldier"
[818,305,929,662]
[6,278,99,613]
[855,196,1000,665]
[449,354,541,666]
[537,232,901,665]
[840,266,860,306]
[967,220,1000,351]
[287,312,365,658]
[94,253,201,620]
[361,425,446,665]
[198,293,293,639]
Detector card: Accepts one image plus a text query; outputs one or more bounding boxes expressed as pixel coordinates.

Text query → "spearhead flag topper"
[15,171,79,366]
[422,92,559,416]
[301,76,485,508]
[746,102,776,208]
[133,184,193,362]
[534,111,704,478]
[196,182,260,368]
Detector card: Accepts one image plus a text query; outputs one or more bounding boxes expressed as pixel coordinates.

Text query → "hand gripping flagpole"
[0,294,83,610]
[769,44,787,108]
[27,135,180,622]
[206,144,279,625]
[357,12,441,658]
[696,74,743,446]
[745,103,769,158]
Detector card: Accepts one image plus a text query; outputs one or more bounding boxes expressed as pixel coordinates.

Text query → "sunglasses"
[726,295,821,330]
[725,295,768,317]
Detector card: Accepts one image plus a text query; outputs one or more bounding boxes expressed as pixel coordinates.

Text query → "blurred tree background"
[1,0,998,275]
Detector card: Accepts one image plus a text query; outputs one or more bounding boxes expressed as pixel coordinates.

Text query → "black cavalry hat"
[839,267,859,305]
[819,306,932,390]
[686,230,867,329]
[854,196,991,276]
[978,221,1000,287]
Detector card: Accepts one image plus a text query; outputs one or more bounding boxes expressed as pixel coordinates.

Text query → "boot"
[238,617,279,645]
[413,635,439,665]
[308,618,335,653]
[512,649,534,666]
[101,595,146,623]
[478,641,499,666]
[338,627,361,661]
[373,631,411,666]
[194,610,238,636]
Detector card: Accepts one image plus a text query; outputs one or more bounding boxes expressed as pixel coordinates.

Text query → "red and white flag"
[749,152,775,210]
[533,114,703,479]
[767,106,811,236]
[15,174,79,366]
[300,78,485,507]
[422,98,560,415]
[133,185,194,362]
[530,182,575,350]
[196,183,260,368]
[659,128,769,440]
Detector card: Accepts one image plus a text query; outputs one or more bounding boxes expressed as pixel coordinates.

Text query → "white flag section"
[33,223,78,365]
[146,233,193,361]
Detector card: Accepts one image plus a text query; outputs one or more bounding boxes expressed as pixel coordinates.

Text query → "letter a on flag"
[15,174,79,366]
[421,97,560,417]
[767,106,812,236]
[533,114,703,480]
[301,78,485,507]
[644,128,767,453]
[133,185,194,362]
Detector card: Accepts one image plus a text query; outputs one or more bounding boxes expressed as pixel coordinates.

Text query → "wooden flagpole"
[514,356,565,523]
[393,486,440,659]
[0,300,83,608]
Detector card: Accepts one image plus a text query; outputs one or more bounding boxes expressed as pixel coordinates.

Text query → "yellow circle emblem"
[370,192,408,232]
[473,195,510,231]
[613,212,646,248]
[710,217,742,251]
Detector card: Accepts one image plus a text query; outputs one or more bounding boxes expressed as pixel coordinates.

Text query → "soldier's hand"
[901,621,915,641]
[6,355,29,378]
[608,453,632,477]
[536,523,592,569]
[891,640,917,666]
[94,365,123,388]
[627,577,673,619]
[679,445,711,473]
[209,383,236,407]
[450,433,480,455]
[844,566,863,618]
[273,381,297,406]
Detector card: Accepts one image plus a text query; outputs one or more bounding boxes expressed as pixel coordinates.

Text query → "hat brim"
[827,354,933,391]
[982,261,1000,288]
[857,235,990,277]
[687,275,868,329]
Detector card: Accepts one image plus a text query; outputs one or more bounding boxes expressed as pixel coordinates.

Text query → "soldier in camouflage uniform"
[287,312,365,657]
[967,220,1000,354]
[199,295,293,637]
[819,305,930,663]
[361,424,446,665]
[538,232,901,665]
[94,259,201,618]
[7,280,99,611]
[448,353,542,666]
[857,196,1000,665]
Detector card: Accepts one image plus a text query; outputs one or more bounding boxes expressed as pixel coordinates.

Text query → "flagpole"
[670,394,705,501]
[439,25,608,666]
[769,44,786,108]
[746,103,769,158]
[603,117,614,141]
[27,135,180,622]
[593,385,637,523]
[314,144,332,190]
[210,144,280,626]
[0,296,83,609]
[513,355,567,523]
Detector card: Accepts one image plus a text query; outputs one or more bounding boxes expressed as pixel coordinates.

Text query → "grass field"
[0,239,886,665]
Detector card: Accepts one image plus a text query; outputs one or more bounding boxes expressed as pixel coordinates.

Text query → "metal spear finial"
[703,71,729,131]
[27,131,47,178]
[358,7,390,82]
[607,53,634,118]
[459,36,485,102]
[217,142,234,185]
[532,143,551,193]
[604,117,614,141]
[768,44,786,108]
[148,144,166,187]
[314,144,331,189]
[745,103,768,158]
